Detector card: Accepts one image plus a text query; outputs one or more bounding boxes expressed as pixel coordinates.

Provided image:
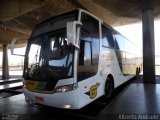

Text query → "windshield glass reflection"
[24,30,74,81]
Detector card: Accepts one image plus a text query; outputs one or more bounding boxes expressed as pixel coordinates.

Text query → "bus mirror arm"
[67,21,82,49]
[11,38,28,57]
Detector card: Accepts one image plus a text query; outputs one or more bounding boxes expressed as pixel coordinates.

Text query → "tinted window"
[113,32,125,51]
[125,40,133,53]
[78,13,100,81]
[79,40,92,66]
[32,11,78,37]
[102,25,114,48]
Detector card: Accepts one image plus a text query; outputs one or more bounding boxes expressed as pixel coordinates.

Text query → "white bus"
[12,9,141,109]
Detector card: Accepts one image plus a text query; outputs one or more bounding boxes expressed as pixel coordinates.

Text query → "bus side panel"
[100,47,134,89]
[112,49,135,88]
[76,73,104,108]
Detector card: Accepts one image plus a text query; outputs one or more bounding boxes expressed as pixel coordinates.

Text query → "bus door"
[77,39,100,100]
[77,12,100,103]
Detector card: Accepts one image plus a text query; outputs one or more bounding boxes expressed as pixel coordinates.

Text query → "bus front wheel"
[105,77,114,99]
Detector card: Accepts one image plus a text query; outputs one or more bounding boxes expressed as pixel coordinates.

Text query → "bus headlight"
[55,83,78,93]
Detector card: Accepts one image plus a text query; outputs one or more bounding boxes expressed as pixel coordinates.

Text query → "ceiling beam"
[0,24,31,35]
[0,0,49,22]
[0,28,29,44]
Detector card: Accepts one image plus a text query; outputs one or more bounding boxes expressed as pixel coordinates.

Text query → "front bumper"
[23,88,80,109]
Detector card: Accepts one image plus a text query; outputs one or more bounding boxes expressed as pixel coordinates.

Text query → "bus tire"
[105,77,114,99]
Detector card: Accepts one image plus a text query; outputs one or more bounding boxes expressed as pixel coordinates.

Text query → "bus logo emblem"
[85,83,100,99]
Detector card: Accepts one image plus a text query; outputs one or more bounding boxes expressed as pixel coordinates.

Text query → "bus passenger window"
[113,33,125,51]
[102,25,114,48]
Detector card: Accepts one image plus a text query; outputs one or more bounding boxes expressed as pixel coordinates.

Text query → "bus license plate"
[35,96,44,103]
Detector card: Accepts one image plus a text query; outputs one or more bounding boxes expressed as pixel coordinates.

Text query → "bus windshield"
[24,30,74,81]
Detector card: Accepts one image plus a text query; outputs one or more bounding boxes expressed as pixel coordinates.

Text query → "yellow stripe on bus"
[25,80,55,94]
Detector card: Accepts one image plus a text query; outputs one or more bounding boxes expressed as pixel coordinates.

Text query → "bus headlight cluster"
[55,83,78,93]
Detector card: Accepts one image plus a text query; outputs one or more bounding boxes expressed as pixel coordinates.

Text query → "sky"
[114,20,160,56]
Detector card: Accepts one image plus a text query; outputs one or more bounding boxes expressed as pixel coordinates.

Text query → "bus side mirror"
[11,38,28,56]
[67,21,82,49]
